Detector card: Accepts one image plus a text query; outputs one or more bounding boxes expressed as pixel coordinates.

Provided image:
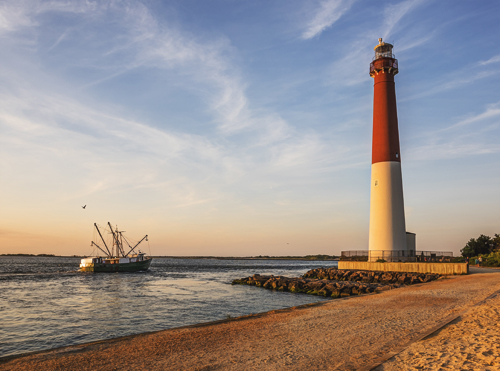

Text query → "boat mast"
[119,232,124,257]
[108,222,119,257]
[108,222,127,257]
[124,235,148,257]
[94,223,112,257]
[91,241,109,257]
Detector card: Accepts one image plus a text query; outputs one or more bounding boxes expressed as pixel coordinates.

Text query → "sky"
[0,0,499,257]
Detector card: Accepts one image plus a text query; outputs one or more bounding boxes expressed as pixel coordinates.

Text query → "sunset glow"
[1,0,499,256]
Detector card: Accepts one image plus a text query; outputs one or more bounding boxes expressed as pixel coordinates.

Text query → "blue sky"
[0,0,499,256]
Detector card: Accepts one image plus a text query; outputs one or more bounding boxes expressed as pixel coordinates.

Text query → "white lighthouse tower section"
[368,161,407,261]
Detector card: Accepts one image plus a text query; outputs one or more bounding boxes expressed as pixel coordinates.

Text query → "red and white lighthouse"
[368,38,413,262]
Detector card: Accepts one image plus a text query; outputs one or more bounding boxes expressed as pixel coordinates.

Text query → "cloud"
[408,141,499,161]
[82,2,288,138]
[0,0,99,36]
[382,0,427,40]
[401,69,500,103]
[1,0,292,142]
[443,101,500,131]
[0,85,230,206]
[393,32,434,53]
[0,81,356,211]
[47,30,69,51]
[0,1,35,35]
[322,0,432,89]
[0,0,366,214]
[479,54,500,66]
[301,0,355,40]
[408,101,500,161]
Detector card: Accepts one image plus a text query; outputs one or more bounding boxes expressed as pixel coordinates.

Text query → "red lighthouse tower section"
[368,39,412,262]
[371,44,400,164]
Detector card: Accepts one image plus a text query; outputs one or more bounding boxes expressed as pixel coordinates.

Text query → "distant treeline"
[459,233,500,267]
[153,254,339,261]
[1,254,339,261]
[253,254,339,261]
[461,234,500,257]
[1,253,56,257]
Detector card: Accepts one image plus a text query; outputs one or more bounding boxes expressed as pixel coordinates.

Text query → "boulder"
[381,273,394,283]
[263,279,274,289]
[330,288,341,298]
[304,281,326,293]
[288,281,305,293]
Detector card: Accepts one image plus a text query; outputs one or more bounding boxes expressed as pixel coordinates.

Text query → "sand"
[1,272,499,371]
[376,287,500,370]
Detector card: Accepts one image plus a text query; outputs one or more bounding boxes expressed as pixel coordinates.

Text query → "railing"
[416,251,454,263]
[370,58,398,75]
[368,250,414,262]
[340,250,454,263]
[340,250,369,261]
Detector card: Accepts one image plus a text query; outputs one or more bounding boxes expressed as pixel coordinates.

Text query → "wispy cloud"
[1,0,292,141]
[0,1,35,35]
[408,101,500,161]
[0,86,227,201]
[0,0,364,214]
[0,0,99,36]
[323,0,431,88]
[479,54,500,66]
[301,0,355,40]
[443,101,500,131]
[401,69,500,103]
[46,30,69,51]
[85,2,289,138]
[382,0,427,40]
[408,140,499,161]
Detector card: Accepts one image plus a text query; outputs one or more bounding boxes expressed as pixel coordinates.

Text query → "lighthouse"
[368,38,413,262]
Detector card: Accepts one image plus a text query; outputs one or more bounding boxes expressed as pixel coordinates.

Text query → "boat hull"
[80,258,153,273]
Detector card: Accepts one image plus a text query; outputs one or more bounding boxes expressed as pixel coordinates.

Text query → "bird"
[82,205,86,209]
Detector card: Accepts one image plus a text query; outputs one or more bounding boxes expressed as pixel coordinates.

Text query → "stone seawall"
[232,268,440,298]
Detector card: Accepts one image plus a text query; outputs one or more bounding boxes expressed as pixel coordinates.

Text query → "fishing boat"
[80,222,152,272]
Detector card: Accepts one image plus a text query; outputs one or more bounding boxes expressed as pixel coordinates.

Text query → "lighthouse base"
[368,161,407,252]
[368,232,416,262]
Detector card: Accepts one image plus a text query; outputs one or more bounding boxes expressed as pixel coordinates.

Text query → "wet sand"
[2,272,499,371]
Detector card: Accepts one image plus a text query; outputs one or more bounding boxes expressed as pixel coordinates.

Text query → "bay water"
[0,256,337,358]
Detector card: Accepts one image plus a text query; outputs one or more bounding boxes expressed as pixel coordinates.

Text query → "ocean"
[0,256,337,358]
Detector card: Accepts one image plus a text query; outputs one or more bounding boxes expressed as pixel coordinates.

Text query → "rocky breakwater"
[303,268,440,285]
[232,268,440,299]
[232,274,399,298]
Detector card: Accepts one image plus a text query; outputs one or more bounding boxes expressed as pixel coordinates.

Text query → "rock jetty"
[232,268,440,298]
[303,267,440,285]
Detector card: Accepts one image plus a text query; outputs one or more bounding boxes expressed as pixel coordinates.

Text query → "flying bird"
[82,205,86,209]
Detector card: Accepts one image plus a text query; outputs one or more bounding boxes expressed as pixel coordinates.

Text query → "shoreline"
[0,299,333,363]
[0,254,340,261]
[2,271,500,370]
[150,256,340,261]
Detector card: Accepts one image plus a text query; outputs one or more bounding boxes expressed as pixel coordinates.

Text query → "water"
[0,256,337,358]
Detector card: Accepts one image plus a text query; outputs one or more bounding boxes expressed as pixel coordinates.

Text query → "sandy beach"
[377,292,500,370]
[1,270,499,371]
